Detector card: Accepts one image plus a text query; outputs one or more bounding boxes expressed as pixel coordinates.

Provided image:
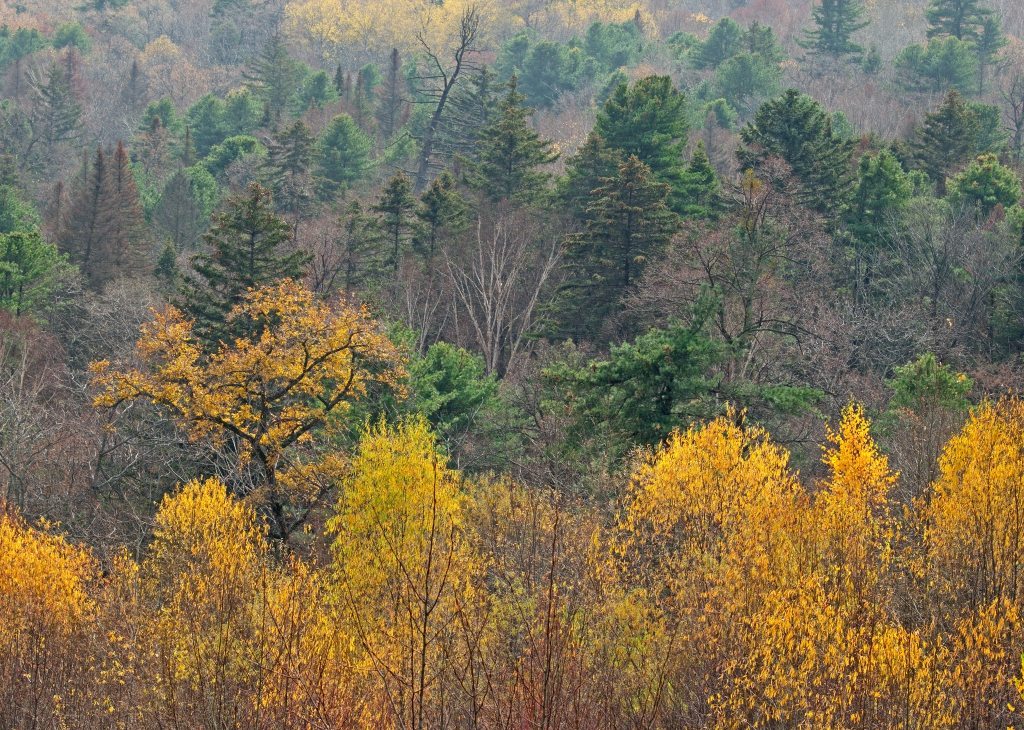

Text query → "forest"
[4,0,1024,726]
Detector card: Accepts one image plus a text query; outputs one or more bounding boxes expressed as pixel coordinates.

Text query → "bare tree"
[412,5,480,192]
[446,209,561,376]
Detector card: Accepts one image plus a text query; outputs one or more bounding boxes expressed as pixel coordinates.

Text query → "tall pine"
[180,182,309,344]
[911,90,979,195]
[926,0,992,40]
[800,0,870,59]
[373,173,416,273]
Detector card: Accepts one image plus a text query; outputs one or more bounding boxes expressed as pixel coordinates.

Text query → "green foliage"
[895,36,978,92]
[691,18,744,70]
[180,182,309,344]
[412,172,467,263]
[245,35,307,120]
[373,173,416,273]
[52,22,91,52]
[911,90,980,193]
[926,0,992,40]
[800,0,869,58]
[317,114,372,195]
[141,98,183,136]
[975,15,1006,93]
[200,135,266,178]
[0,185,41,234]
[0,26,46,70]
[222,88,262,137]
[677,142,721,219]
[595,76,690,213]
[467,78,558,203]
[297,70,338,113]
[713,52,780,116]
[186,94,228,158]
[739,89,855,213]
[582,19,644,69]
[888,353,972,412]
[0,230,71,318]
[948,153,1022,217]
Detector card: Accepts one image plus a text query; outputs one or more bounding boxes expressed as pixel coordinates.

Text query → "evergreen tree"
[186,94,227,157]
[556,156,678,340]
[373,173,416,273]
[467,77,559,204]
[334,200,386,294]
[433,66,500,167]
[691,18,744,70]
[800,0,870,59]
[594,76,690,213]
[559,133,624,225]
[739,89,855,213]
[26,62,81,165]
[0,230,69,317]
[106,141,148,280]
[316,113,372,196]
[376,49,409,140]
[975,15,1006,93]
[948,153,1022,217]
[412,172,467,264]
[847,149,913,303]
[677,142,721,219]
[262,120,317,219]
[912,90,979,195]
[154,240,179,292]
[153,167,218,251]
[744,21,786,65]
[244,35,304,121]
[895,36,978,92]
[181,182,309,343]
[926,0,992,40]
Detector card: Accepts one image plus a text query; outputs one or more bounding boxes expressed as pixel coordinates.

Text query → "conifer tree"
[739,89,855,213]
[244,35,304,121]
[335,200,386,294]
[975,15,1006,93]
[433,65,500,166]
[467,77,558,204]
[926,0,992,41]
[911,90,979,195]
[560,133,624,226]
[106,141,148,279]
[180,182,309,343]
[316,114,372,196]
[376,49,409,140]
[153,168,216,251]
[26,62,81,165]
[691,18,744,70]
[262,120,317,220]
[373,173,416,273]
[677,142,721,219]
[412,172,467,264]
[594,76,690,213]
[556,156,678,339]
[800,0,870,59]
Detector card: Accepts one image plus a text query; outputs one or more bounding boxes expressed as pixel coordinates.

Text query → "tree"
[975,15,1006,94]
[412,172,467,264]
[713,52,780,117]
[244,35,305,121]
[310,200,386,295]
[25,62,81,167]
[181,182,309,344]
[691,18,744,70]
[559,133,624,225]
[677,141,721,219]
[556,156,678,340]
[0,231,71,317]
[316,113,372,195]
[912,90,979,194]
[376,48,409,140]
[262,120,318,220]
[847,149,913,303]
[739,89,855,213]
[895,36,978,93]
[152,166,219,251]
[948,153,1022,217]
[186,94,228,158]
[800,0,869,59]
[467,77,558,204]
[373,173,416,273]
[926,0,992,41]
[594,76,690,213]
[91,279,405,541]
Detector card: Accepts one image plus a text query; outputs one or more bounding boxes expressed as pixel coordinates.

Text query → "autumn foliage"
[9,357,1024,727]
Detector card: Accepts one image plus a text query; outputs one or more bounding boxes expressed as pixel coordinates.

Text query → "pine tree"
[316,113,372,196]
[594,76,690,213]
[739,89,855,213]
[433,65,500,167]
[800,0,870,59]
[154,240,179,292]
[373,173,416,273]
[677,142,721,219]
[153,168,212,251]
[335,200,386,293]
[912,90,979,195]
[244,35,304,121]
[376,49,409,140]
[560,134,624,227]
[691,18,744,70]
[106,140,148,279]
[412,172,467,264]
[556,156,678,340]
[262,120,318,220]
[926,0,992,41]
[26,62,81,165]
[467,77,559,203]
[975,15,1006,93]
[180,182,309,344]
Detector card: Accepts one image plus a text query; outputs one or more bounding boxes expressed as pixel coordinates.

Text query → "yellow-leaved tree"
[91,279,405,541]
[328,418,478,730]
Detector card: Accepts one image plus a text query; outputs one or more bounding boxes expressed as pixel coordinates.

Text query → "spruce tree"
[106,141,148,280]
[594,76,690,213]
[26,62,81,165]
[412,172,467,264]
[434,66,500,166]
[335,200,386,294]
[373,173,416,273]
[467,77,559,204]
[926,0,992,41]
[316,113,372,196]
[800,0,870,59]
[691,18,744,70]
[739,89,855,213]
[677,142,721,219]
[556,156,678,340]
[911,90,979,195]
[376,49,409,140]
[975,15,1006,93]
[262,120,318,219]
[181,182,309,343]
[559,133,624,226]
[244,35,304,121]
